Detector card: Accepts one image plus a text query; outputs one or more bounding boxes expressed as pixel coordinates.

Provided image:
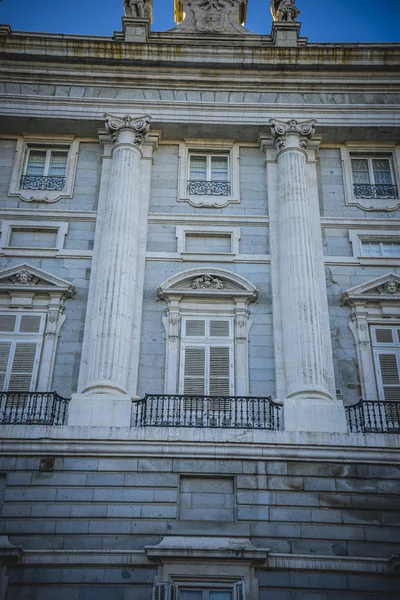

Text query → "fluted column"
[270,118,331,402]
[82,114,151,395]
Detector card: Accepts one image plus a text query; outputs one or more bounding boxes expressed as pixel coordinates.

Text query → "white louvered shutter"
[0,342,12,391]
[233,580,246,600]
[209,346,231,396]
[375,352,400,401]
[153,583,177,600]
[183,346,206,395]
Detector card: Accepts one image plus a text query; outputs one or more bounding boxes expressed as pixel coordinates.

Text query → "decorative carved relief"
[270,118,316,151]
[377,278,400,295]
[192,274,224,290]
[172,0,249,34]
[270,0,300,22]
[10,269,40,286]
[104,114,151,147]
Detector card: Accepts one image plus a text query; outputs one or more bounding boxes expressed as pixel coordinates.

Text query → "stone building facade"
[0,1,399,598]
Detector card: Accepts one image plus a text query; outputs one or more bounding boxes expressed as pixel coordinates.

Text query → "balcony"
[353,184,398,200]
[20,175,66,191]
[346,399,400,433]
[133,394,282,430]
[187,180,231,196]
[0,392,70,426]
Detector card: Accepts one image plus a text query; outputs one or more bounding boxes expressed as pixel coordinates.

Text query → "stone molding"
[145,536,268,562]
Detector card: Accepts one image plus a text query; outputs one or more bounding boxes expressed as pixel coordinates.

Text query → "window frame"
[340,142,400,212]
[350,155,395,187]
[349,229,400,265]
[179,316,235,396]
[0,220,69,256]
[177,140,240,208]
[8,135,80,204]
[176,226,241,261]
[0,263,74,392]
[23,146,69,181]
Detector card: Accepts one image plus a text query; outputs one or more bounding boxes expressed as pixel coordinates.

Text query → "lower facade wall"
[1,453,399,599]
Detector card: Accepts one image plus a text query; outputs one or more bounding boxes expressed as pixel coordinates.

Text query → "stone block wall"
[1,454,399,598]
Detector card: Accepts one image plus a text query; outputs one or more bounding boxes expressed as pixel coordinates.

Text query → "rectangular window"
[180,317,233,396]
[371,326,400,426]
[21,147,68,191]
[153,582,245,600]
[8,228,59,249]
[185,234,232,254]
[361,241,400,257]
[188,153,230,196]
[351,156,398,199]
[0,313,45,392]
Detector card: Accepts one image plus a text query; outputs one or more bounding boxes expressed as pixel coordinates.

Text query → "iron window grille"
[21,148,68,191]
[351,156,398,199]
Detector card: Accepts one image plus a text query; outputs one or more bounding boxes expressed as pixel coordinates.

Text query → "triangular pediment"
[0,263,74,295]
[158,268,258,299]
[342,272,400,304]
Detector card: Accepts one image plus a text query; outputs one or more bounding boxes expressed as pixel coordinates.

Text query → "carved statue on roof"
[124,0,152,20]
[173,0,249,34]
[270,0,300,22]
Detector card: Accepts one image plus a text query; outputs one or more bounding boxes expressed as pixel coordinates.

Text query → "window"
[188,154,230,196]
[8,135,79,203]
[180,317,233,396]
[371,326,400,402]
[153,582,245,600]
[21,148,68,191]
[177,140,240,208]
[176,226,241,260]
[340,143,400,211]
[158,269,257,397]
[361,241,400,257]
[0,221,68,255]
[351,156,398,199]
[0,313,45,392]
[0,263,74,392]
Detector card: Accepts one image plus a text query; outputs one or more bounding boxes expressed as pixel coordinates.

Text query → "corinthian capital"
[104,114,151,146]
[270,118,316,151]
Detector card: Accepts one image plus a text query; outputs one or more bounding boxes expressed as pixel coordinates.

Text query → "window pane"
[180,591,203,600]
[209,593,232,600]
[382,243,400,257]
[372,159,392,184]
[351,158,370,184]
[26,151,46,175]
[49,152,68,176]
[190,156,207,180]
[211,156,228,181]
[361,242,381,256]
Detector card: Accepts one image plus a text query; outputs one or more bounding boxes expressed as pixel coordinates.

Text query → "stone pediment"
[158,268,258,300]
[0,263,75,295]
[342,272,400,304]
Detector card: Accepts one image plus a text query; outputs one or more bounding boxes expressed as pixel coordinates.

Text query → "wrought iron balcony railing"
[0,392,70,425]
[20,175,66,191]
[353,184,398,200]
[133,394,282,430]
[188,180,231,196]
[346,399,400,433]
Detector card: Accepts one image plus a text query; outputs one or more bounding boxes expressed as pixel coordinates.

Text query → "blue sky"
[0,0,399,42]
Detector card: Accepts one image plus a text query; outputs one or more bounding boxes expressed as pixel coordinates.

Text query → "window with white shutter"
[371,326,400,424]
[0,313,45,393]
[180,317,234,397]
[153,583,178,600]
[156,581,244,599]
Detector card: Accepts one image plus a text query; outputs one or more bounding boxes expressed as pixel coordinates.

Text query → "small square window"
[351,156,398,200]
[188,153,230,196]
[8,135,79,203]
[21,147,68,191]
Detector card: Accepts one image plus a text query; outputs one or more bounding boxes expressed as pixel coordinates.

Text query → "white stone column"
[69,114,151,427]
[269,119,347,433]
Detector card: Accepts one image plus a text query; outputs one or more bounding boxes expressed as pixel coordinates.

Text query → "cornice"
[0,426,399,464]
[0,96,399,128]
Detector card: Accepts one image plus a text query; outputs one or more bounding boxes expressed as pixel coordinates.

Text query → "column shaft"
[277,145,329,399]
[82,115,151,395]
